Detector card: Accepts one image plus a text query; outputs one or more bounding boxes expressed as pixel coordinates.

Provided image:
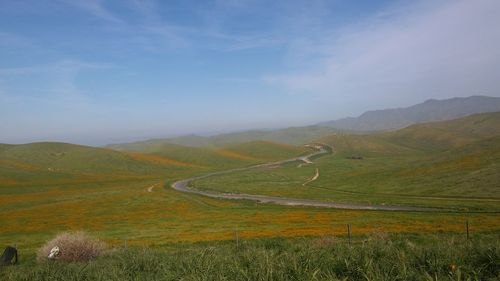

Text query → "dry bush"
[37,231,106,263]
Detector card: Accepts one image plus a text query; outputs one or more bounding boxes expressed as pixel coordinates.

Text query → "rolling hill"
[318,96,500,131]
[0,142,200,187]
[0,139,310,187]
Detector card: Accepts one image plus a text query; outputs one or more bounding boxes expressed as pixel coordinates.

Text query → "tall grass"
[1,234,498,281]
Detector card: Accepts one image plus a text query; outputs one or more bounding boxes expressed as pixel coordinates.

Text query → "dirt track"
[171,145,446,212]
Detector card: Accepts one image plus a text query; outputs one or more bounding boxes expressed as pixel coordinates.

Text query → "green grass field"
[4,176,499,255]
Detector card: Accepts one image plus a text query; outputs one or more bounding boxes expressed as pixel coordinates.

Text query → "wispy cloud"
[55,0,285,51]
[265,0,500,107]
[57,0,123,23]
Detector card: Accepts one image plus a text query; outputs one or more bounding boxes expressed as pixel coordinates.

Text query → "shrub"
[37,231,106,263]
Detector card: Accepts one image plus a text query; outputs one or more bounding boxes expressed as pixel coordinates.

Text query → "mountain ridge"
[105,96,500,148]
[318,96,500,131]
[105,125,348,149]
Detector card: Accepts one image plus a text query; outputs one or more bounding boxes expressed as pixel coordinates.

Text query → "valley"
[1,111,499,256]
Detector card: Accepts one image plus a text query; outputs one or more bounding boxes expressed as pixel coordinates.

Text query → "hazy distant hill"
[318,96,500,131]
[106,125,345,149]
[107,96,499,149]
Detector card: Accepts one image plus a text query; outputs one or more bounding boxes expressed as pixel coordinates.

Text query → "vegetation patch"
[36,231,106,263]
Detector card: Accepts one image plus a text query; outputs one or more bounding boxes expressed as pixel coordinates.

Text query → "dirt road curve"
[171,145,444,212]
[303,168,319,186]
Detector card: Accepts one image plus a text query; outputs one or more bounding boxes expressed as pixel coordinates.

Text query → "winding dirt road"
[171,145,444,212]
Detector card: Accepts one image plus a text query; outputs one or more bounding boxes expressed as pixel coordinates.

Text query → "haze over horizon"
[1,0,500,145]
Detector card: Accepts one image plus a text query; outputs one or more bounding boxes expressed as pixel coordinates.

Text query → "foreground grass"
[1,234,499,281]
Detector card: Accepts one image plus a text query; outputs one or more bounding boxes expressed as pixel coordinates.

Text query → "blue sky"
[1,0,499,145]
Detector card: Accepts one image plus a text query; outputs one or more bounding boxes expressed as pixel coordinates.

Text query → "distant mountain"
[106,125,347,149]
[107,96,499,150]
[318,96,500,131]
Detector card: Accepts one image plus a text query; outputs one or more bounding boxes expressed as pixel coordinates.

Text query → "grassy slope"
[131,142,250,169]
[318,134,420,157]
[0,139,306,188]
[194,113,500,211]
[0,142,200,187]
[318,112,500,156]
[221,141,309,160]
[2,234,499,281]
[380,111,500,152]
[108,141,308,170]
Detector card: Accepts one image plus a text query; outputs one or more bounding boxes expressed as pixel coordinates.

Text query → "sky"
[1,0,499,145]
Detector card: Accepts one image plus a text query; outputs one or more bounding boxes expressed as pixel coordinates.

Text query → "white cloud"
[266,0,500,107]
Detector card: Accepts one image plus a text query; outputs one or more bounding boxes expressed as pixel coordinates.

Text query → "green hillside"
[317,112,500,157]
[318,134,419,157]
[144,143,254,168]
[0,142,199,187]
[128,141,307,169]
[221,141,308,160]
[0,142,181,174]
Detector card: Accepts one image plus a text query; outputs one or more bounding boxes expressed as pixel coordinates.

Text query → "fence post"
[234,228,240,249]
[124,239,128,249]
[347,224,351,244]
[466,220,469,240]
